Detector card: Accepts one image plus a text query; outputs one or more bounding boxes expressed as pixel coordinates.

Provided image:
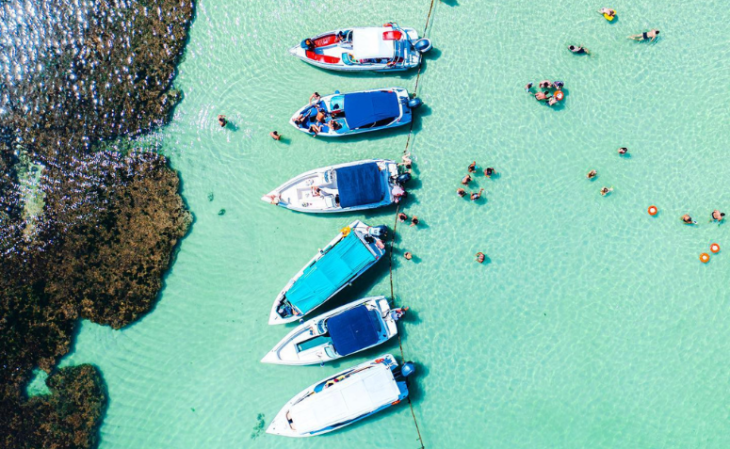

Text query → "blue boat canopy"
[286,234,377,314]
[336,163,386,208]
[344,91,400,129]
[328,305,381,356]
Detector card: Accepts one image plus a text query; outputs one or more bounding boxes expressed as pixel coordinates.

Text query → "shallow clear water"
[59,0,730,447]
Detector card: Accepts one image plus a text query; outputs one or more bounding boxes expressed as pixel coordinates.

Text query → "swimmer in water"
[404,251,413,260]
[270,131,281,140]
[218,115,227,127]
[600,187,613,196]
[468,161,477,173]
[538,80,553,89]
[398,212,408,222]
[681,214,696,225]
[599,8,616,18]
[471,188,484,201]
[461,174,472,185]
[535,91,549,101]
[475,252,486,263]
[525,82,534,92]
[568,45,590,55]
[484,167,495,178]
[410,216,419,227]
[629,29,660,42]
[618,147,628,155]
[587,170,597,179]
[457,188,466,197]
[712,209,725,222]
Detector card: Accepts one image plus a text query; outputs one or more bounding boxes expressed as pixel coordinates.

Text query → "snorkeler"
[568,45,590,54]
[629,29,660,42]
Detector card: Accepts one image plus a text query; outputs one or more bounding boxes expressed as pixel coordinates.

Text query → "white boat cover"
[289,364,400,433]
[352,28,395,59]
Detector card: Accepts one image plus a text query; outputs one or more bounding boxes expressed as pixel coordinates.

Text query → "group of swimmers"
[525,80,565,107]
[292,92,343,136]
[456,161,494,201]
[586,147,629,196]
[682,210,725,225]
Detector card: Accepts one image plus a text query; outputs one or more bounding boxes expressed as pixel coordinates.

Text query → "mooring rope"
[388,0,436,447]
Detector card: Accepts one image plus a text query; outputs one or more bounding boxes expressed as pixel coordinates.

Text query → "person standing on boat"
[390,307,409,321]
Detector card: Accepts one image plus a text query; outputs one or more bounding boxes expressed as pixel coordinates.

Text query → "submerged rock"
[0,0,195,446]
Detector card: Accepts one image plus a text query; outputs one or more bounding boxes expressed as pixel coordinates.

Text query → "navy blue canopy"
[336,163,386,208]
[328,305,381,356]
[344,91,400,129]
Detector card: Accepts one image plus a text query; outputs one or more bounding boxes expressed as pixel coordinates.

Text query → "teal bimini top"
[286,233,377,314]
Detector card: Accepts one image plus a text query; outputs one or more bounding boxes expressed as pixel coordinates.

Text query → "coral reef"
[0,0,195,447]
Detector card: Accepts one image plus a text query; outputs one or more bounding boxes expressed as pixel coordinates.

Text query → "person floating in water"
[404,251,413,260]
[468,161,477,173]
[599,8,616,18]
[457,188,467,197]
[600,187,613,196]
[398,212,408,222]
[629,29,660,42]
[475,252,486,263]
[681,214,697,224]
[524,82,534,92]
[270,131,281,140]
[712,209,725,222]
[568,45,590,55]
[410,216,419,227]
[587,170,597,179]
[461,174,472,185]
[471,188,484,201]
[538,80,553,89]
[218,115,227,127]
[617,147,628,156]
[535,91,551,101]
[484,167,495,178]
[553,80,565,89]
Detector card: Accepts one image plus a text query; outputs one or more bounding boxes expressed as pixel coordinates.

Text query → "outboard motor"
[368,225,388,240]
[408,97,423,109]
[413,38,432,53]
[401,362,416,377]
[396,172,412,185]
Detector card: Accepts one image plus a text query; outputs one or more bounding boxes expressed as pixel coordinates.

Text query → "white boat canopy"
[352,28,395,59]
[289,363,400,433]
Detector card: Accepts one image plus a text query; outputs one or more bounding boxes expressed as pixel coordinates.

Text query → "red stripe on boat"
[305,51,341,64]
[382,31,403,40]
[313,34,338,47]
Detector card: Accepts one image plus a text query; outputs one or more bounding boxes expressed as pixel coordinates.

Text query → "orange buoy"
[555,91,564,101]
[711,243,720,254]
[648,205,658,216]
[700,253,710,263]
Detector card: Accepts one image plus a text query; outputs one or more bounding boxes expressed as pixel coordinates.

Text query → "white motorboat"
[268,220,387,325]
[261,296,400,365]
[289,88,421,137]
[267,354,415,437]
[289,23,432,72]
[261,159,407,213]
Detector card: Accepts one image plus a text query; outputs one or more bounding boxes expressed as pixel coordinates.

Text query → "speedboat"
[289,23,432,72]
[289,88,422,137]
[267,354,415,437]
[261,159,407,213]
[262,296,399,365]
[268,220,387,325]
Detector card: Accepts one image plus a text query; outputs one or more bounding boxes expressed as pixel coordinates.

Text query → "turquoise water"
[59,0,730,447]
